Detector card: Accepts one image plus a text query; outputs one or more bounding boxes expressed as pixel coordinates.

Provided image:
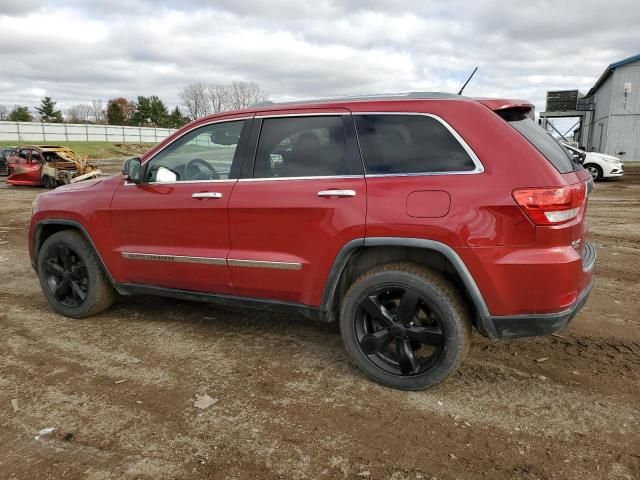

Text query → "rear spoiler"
[474,98,534,113]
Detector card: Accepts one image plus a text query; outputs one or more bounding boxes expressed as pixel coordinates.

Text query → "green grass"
[0,141,157,160]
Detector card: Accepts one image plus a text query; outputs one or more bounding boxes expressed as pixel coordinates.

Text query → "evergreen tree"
[107,100,124,125]
[36,96,63,123]
[166,106,189,128]
[7,106,33,122]
[149,96,169,127]
[130,95,170,127]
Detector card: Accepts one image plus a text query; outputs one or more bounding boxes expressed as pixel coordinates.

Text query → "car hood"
[587,152,622,162]
[54,177,104,192]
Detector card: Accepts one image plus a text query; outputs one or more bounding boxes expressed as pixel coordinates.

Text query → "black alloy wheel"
[37,230,115,318]
[340,263,471,390]
[355,287,445,376]
[42,244,89,308]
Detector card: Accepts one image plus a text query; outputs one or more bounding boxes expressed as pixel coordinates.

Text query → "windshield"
[498,109,581,173]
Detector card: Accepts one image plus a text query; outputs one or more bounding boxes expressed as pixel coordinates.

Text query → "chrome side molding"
[121,252,302,271]
[227,259,302,270]
[121,252,226,265]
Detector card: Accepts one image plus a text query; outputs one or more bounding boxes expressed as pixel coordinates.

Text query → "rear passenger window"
[253,116,349,178]
[354,114,476,175]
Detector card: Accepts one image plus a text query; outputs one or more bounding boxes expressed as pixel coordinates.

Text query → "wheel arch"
[32,219,119,289]
[322,237,496,337]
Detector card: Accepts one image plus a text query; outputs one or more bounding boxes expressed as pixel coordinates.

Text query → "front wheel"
[584,163,603,181]
[42,175,57,189]
[37,230,115,318]
[340,263,471,390]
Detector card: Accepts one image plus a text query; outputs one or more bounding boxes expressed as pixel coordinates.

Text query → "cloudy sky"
[1,0,639,120]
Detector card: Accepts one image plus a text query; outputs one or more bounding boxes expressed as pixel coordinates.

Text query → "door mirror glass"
[155,166,178,183]
[122,157,141,183]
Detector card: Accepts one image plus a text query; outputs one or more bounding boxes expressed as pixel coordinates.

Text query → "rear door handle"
[192,192,223,199]
[317,189,357,198]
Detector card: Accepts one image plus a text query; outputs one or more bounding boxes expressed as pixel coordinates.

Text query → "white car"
[562,144,624,181]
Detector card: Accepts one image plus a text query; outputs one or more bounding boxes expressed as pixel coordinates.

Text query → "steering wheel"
[185,158,220,180]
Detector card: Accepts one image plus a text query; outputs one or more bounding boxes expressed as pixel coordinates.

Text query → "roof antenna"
[457,67,478,95]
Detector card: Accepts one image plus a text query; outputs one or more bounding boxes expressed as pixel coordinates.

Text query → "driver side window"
[144,120,247,182]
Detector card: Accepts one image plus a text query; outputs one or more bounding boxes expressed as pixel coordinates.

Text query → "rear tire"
[339,262,471,390]
[584,163,603,181]
[37,230,115,318]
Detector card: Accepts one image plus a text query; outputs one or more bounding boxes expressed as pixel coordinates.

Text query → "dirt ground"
[1,162,638,480]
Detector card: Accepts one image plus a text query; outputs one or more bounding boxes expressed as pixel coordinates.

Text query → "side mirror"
[122,157,141,183]
[571,152,585,164]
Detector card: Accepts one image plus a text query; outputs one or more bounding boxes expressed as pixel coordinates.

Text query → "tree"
[129,95,170,127]
[66,103,94,123]
[166,106,189,128]
[227,81,268,110]
[91,99,106,124]
[8,106,33,122]
[36,96,63,123]
[178,83,209,120]
[207,84,230,113]
[106,97,135,125]
[0,104,7,121]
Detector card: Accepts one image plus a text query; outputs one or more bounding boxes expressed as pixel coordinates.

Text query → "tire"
[37,230,115,318]
[339,262,471,390]
[42,176,57,189]
[584,163,603,181]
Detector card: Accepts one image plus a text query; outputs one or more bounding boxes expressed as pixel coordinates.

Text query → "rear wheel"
[37,230,115,318]
[584,163,603,181]
[340,262,471,390]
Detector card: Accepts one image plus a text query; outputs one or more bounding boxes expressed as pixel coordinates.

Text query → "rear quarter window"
[498,109,581,173]
[354,114,477,175]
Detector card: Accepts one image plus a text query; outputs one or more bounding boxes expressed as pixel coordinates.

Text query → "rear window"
[354,114,477,175]
[499,109,580,173]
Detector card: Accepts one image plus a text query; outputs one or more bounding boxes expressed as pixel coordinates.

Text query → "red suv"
[29,93,595,390]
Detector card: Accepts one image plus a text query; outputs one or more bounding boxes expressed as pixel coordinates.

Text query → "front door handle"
[192,192,223,199]
[317,189,357,198]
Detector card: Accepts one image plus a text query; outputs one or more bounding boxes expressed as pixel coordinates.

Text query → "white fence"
[0,121,177,143]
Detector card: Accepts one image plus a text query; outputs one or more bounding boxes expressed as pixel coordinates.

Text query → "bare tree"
[0,104,7,121]
[178,83,210,119]
[91,99,106,124]
[227,81,268,110]
[66,103,94,123]
[207,84,230,113]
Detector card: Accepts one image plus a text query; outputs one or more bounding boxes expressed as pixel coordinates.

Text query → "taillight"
[512,183,586,225]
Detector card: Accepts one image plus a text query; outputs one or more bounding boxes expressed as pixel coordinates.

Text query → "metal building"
[577,53,640,162]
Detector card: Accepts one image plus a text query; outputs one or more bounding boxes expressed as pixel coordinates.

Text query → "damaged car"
[0,146,15,175]
[6,145,101,188]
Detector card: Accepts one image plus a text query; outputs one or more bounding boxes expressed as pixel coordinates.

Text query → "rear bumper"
[481,274,595,339]
[473,240,596,339]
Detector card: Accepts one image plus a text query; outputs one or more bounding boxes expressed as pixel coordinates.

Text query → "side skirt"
[116,283,328,322]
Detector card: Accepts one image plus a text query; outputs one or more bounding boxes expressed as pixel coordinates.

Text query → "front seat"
[284,131,322,176]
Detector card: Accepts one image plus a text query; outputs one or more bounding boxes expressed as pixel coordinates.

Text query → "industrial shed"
[577,54,640,162]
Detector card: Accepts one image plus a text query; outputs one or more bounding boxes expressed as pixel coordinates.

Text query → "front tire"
[339,262,471,390]
[42,176,57,189]
[584,163,603,181]
[37,230,115,318]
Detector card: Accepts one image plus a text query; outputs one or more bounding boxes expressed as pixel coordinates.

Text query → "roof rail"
[249,92,461,108]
